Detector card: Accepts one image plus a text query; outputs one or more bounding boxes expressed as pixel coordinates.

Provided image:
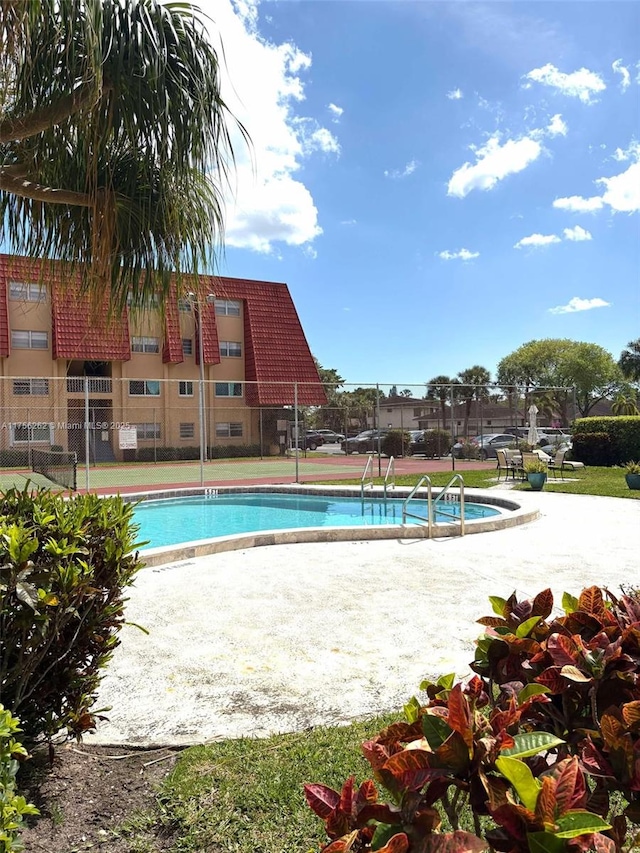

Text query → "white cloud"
[553,195,605,213]
[448,134,542,198]
[612,59,631,91]
[553,143,640,215]
[384,160,419,179]
[328,103,343,122]
[438,248,480,261]
[197,0,340,254]
[549,297,611,315]
[524,63,606,103]
[514,233,561,249]
[563,225,592,241]
[340,219,357,226]
[447,88,463,100]
[547,113,568,137]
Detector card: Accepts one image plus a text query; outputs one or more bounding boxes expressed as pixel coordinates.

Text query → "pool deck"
[85,487,640,747]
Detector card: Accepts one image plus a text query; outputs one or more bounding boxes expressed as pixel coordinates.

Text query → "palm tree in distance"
[619,339,640,383]
[426,376,459,434]
[0,0,247,308]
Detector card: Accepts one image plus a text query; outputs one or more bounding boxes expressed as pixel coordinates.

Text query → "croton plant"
[305,586,640,853]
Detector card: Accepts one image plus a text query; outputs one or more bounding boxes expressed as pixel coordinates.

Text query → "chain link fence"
[0,378,577,492]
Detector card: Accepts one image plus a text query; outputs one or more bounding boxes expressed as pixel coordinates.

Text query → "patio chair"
[521,450,548,475]
[548,447,585,480]
[504,447,525,479]
[495,448,513,481]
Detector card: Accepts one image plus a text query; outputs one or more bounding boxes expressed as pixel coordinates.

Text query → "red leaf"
[554,756,581,814]
[534,775,557,827]
[447,684,473,748]
[581,740,615,778]
[361,739,392,771]
[547,633,579,667]
[578,586,606,619]
[376,833,410,853]
[477,616,509,627]
[304,783,340,818]
[536,666,567,693]
[591,833,617,853]
[418,831,487,853]
[322,830,359,853]
[339,776,355,815]
[532,588,554,619]
[354,778,378,809]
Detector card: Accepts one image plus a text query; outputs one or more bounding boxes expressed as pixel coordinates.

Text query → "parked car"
[408,430,451,457]
[540,428,572,447]
[469,433,520,460]
[341,429,390,454]
[292,430,324,451]
[315,429,345,443]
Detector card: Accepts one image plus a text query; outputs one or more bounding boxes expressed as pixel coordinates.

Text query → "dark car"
[292,430,325,451]
[408,429,452,457]
[341,429,389,454]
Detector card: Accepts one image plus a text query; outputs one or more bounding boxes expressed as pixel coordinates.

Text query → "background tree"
[340,387,379,431]
[497,338,620,420]
[457,365,491,438]
[611,386,640,416]
[426,375,459,431]
[0,0,246,307]
[311,359,345,429]
[618,338,640,383]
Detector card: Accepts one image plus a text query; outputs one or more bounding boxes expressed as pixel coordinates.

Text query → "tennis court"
[0,452,490,494]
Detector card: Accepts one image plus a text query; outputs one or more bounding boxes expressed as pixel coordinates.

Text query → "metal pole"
[294,382,299,483]
[197,303,205,487]
[450,383,455,471]
[259,408,264,459]
[84,377,90,491]
[376,383,382,476]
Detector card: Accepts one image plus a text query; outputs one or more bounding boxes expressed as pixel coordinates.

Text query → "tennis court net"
[31,449,78,491]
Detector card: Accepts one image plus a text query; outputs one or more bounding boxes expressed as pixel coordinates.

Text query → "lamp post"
[187,292,215,486]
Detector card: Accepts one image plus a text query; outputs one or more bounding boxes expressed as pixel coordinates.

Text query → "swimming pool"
[134,491,502,549]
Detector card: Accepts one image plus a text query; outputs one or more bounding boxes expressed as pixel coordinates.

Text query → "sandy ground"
[85,489,640,746]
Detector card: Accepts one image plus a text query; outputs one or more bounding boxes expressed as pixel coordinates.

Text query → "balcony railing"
[66,377,112,394]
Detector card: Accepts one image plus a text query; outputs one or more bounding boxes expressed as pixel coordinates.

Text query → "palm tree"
[457,366,491,438]
[0,0,246,308]
[612,387,640,416]
[619,339,640,383]
[426,376,459,433]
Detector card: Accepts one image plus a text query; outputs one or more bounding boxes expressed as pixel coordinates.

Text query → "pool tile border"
[122,485,539,568]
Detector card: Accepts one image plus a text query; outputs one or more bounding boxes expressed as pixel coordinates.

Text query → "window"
[127,292,159,309]
[129,380,160,396]
[12,378,49,396]
[215,422,243,438]
[215,382,243,397]
[219,340,242,358]
[131,336,159,353]
[179,422,195,439]
[182,338,193,356]
[179,381,193,397]
[10,423,53,445]
[178,299,192,312]
[214,298,241,316]
[9,282,46,301]
[11,330,48,349]
[413,408,422,417]
[134,423,161,439]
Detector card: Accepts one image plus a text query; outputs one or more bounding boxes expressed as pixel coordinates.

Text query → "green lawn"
[316,465,640,499]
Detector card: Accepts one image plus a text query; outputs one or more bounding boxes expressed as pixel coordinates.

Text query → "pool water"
[134,492,501,549]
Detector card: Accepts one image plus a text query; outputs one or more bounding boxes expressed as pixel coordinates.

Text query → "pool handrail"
[360,454,375,501]
[383,456,395,500]
[433,473,466,536]
[402,475,433,536]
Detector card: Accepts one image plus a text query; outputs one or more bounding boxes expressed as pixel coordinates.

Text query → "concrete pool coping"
[84,488,639,747]
[126,484,539,567]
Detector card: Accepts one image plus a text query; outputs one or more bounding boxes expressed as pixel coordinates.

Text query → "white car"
[315,429,346,443]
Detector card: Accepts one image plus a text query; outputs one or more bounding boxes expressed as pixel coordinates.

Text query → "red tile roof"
[162,286,183,363]
[50,278,130,361]
[215,277,326,406]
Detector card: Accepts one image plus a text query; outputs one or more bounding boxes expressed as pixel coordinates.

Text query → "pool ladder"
[360,455,396,501]
[402,474,466,537]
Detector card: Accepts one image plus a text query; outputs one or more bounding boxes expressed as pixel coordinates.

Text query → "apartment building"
[0,254,325,461]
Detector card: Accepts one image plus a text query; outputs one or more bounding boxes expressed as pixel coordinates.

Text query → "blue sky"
[206,2,637,385]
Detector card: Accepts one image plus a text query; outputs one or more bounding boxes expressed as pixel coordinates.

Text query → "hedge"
[572,415,640,465]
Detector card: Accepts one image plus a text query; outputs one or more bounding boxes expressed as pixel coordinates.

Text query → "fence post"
[294,382,299,483]
[84,377,90,491]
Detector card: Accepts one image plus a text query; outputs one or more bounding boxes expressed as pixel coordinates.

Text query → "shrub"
[0,486,144,743]
[420,429,451,458]
[456,439,479,459]
[624,460,640,474]
[0,705,38,852]
[572,431,612,465]
[381,431,410,458]
[305,585,640,853]
[0,450,29,469]
[573,416,640,465]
